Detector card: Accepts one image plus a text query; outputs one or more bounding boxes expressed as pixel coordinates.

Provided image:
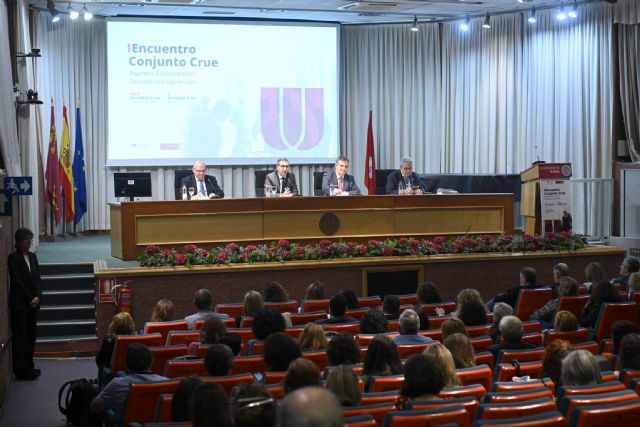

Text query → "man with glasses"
[180,160,224,199]
[264,158,299,197]
[386,158,427,195]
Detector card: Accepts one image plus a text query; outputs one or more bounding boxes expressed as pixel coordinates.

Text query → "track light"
[568,1,578,18]
[459,16,470,32]
[47,0,60,22]
[482,13,491,29]
[69,3,79,19]
[83,4,93,20]
[527,8,537,24]
[410,15,419,32]
[556,6,567,21]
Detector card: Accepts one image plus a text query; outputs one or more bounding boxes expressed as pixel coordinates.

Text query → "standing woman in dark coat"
[8,228,42,380]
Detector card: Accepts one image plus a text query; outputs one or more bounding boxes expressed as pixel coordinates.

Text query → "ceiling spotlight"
[83,4,93,20]
[47,0,60,22]
[527,8,537,24]
[483,13,491,29]
[459,16,470,32]
[69,3,79,19]
[517,0,533,3]
[568,1,578,18]
[410,15,419,32]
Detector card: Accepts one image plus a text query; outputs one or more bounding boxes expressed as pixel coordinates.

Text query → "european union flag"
[72,105,87,224]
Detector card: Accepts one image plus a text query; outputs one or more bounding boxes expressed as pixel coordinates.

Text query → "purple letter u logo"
[260,88,324,150]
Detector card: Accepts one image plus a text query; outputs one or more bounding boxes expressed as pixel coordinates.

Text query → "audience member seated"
[150,298,177,322]
[284,358,321,394]
[188,316,228,356]
[444,333,476,369]
[264,332,302,372]
[442,317,467,341]
[489,302,513,342]
[186,289,229,329]
[298,323,328,351]
[453,289,487,319]
[362,335,403,388]
[315,294,357,325]
[424,344,461,388]
[580,281,622,329]
[172,376,202,422]
[618,333,640,370]
[486,315,535,360]
[359,308,389,334]
[220,332,242,356]
[397,354,445,407]
[326,332,361,366]
[91,344,168,426]
[611,257,640,289]
[626,272,640,300]
[204,344,234,376]
[554,310,579,332]
[488,266,542,310]
[417,281,443,304]
[304,281,325,300]
[530,276,579,329]
[583,262,607,292]
[457,301,488,327]
[261,281,290,303]
[96,312,135,388]
[192,382,235,427]
[414,304,430,330]
[340,288,360,309]
[231,381,277,427]
[612,320,639,356]
[561,349,603,386]
[382,295,401,320]
[539,339,573,386]
[277,387,343,427]
[242,290,264,319]
[392,309,433,344]
[325,364,361,407]
[249,308,287,353]
[551,262,571,294]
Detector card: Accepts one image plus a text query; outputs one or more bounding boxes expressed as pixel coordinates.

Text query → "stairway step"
[38,304,95,321]
[39,262,94,276]
[41,275,94,291]
[37,319,96,338]
[36,335,97,344]
[40,304,94,311]
[38,319,96,326]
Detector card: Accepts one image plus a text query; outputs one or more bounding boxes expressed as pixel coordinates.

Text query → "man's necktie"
[338,176,343,191]
[198,180,206,195]
[280,177,285,193]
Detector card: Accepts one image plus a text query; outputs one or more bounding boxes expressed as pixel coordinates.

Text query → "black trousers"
[10,308,37,375]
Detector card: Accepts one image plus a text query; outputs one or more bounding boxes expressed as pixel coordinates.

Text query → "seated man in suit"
[386,158,427,195]
[180,160,224,199]
[315,294,358,325]
[263,157,299,197]
[321,156,361,196]
[487,266,542,310]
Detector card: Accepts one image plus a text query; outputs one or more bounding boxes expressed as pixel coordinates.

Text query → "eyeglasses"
[277,164,289,168]
[234,396,275,410]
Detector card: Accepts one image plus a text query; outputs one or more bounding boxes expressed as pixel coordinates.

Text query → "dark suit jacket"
[486,340,536,360]
[321,172,361,196]
[385,170,426,195]
[492,283,543,309]
[180,174,224,199]
[315,316,358,325]
[8,250,42,312]
[264,171,299,196]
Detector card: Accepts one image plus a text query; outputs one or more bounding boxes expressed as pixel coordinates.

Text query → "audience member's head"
[340,288,360,309]
[590,281,621,305]
[612,320,639,355]
[554,311,579,332]
[585,262,607,285]
[382,295,401,318]
[621,257,640,278]
[192,382,235,427]
[628,272,640,294]
[194,289,213,311]
[298,323,328,351]
[442,317,467,341]
[172,376,202,422]
[329,294,348,317]
[499,316,523,342]
[400,354,446,400]
[325,365,361,407]
[150,298,176,322]
[326,332,360,366]
[557,277,579,297]
[492,302,513,330]
[243,290,264,318]
[458,301,488,327]
[414,305,430,330]
[359,308,389,334]
[424,343,461,388]
[561,349,603,386]
[363,335,402,377]
[284,358,321,394]
[520,267,537,286]
[619,333,640,370]
[541,339,573,385]
[232,381,276,427]
[398,309,421,335]
[199,316,228,344]
[277,387,343,427]
[416,282,442,304]
[261,281,290,302]
[304,281,325,300]
[444,333,475,369]
[553,263,570,284]
[264,332,302,372]
[252,308,286,340]
[204,344,234,376]
[455,289,485,310]
[124,343,153,374]
[219,332,242,356]
[107,312,135,338]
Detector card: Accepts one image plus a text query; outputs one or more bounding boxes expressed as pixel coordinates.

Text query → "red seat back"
[408,397,479,424]
[143,321,189,343]
[397,342,435,359]
[368,375,404,392]
[474,352,495,369]
[396,294,418,305]
[322,323,359,335]
[456,364,492,391]
[262,371,287,385]
[493,361,543,382]
[484,387,553,403]
[123,379,180,426]
[163,359,208,378]
[594,303,638,342]
[359,391,399,405]
[194,317,235,329]
[149,345,188,375]
[569,399,640,427]
[544,328,590,346]
[201,373,255,395]
[264,300,299,313]
[357,296,382,309]
[421,302,456,316]
[301,299,330,313]
[557,295,590,320]
[230,355,266,375]
[289,311,327,325]
[497,347,545,364]
[155,393,172,422]
[559,389,639,418]
[342,403,396,425]
[165,330,199,346]
[514,288,553,321]
[470,336,495,353]
[302,350,329,371]
[466,325,492,338]
[346,307,370,320]
[382,405,470,427]
[343,414,377,427]
[477,398,557,420]
[439,383,486,401]
[215,303,244,318]
[111,334,164,377]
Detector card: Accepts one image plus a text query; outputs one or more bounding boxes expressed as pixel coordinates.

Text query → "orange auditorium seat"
[573,341,599,354]
[357,295,382,309]
[382,405,470,427]
[149,345,188,376]
[471,411,566,427]
[482,387,553,404]
[300,299,330,312]
[111,334,164,377]
[358,333,399,346]
[284,326,305,339]
[302,350,329,371]
[359,390,399,406]
[421,302,456,316]
[418,329,442,341]
[491,378,555,395]
[214,303,244,318]
[368,374,404,392]
[474,352,495,369]
[289,311,327,325]
[346,307,370,320]
[397,342,435,359]
[165,330,199,346]
[521,321,542,334]
[567,399,640,427]
[396,294,418,305]
[143,320,189,343]
[122,379,180,426]
[343,414,377,427]
[514,288,553,321]
[322,323,359,335]
[439,383,487,401]
[427,315,451,329]
[456,364,492,391]
[264,300,299,313]
[230,355,266,375]
[154,393,172,422]
[200,373,255,395]
[593,303,638,343]
[496,347,545,364]
[163,358,207,378]
[262,371,287,385]
[476,397,557,420]
[619,369,640,387]
[493,361,543,383]
[557,295,590,320]
[556,380,627,400]
[194,317,235,329]
[543,328,590,346]
[470,336,494,353]
[342,402,396,426]
[408,396,479,423]
[239,317,253,328]
[466,325,492,338]
[557,389,639,418]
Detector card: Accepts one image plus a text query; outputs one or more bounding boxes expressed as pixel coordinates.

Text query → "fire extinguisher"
[111,280,133,314]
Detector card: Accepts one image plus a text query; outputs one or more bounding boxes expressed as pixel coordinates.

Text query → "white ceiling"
[35,0,589,25]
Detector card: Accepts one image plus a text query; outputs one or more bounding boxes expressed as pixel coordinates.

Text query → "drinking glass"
[188,186,195,199]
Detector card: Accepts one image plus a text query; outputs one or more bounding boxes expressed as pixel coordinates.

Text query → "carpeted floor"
[0,358,96,427]
[36,234,137,268]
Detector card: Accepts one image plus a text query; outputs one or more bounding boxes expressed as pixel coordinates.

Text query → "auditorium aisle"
[0,358,95,426]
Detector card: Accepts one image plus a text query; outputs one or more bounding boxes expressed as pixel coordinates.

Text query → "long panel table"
[109,194,514,260]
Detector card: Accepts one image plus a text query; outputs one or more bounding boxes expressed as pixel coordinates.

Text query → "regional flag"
[59,104,75,223]
[364,110,377,195]
[44,104,62,225]
[72,104,87,224]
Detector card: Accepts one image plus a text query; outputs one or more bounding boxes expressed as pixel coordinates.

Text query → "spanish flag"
[59,104,75,223]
